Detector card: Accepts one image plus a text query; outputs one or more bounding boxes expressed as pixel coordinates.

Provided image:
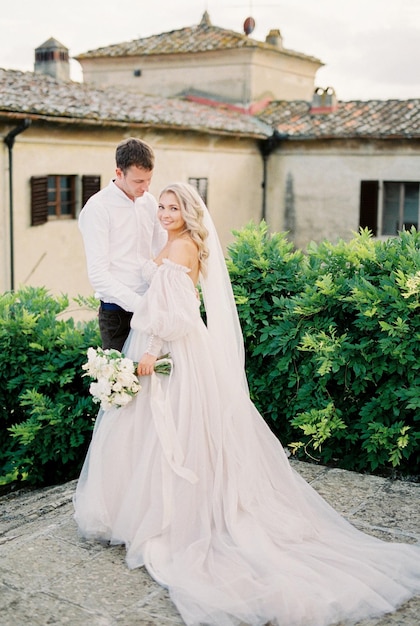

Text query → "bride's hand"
[136,352,157,376]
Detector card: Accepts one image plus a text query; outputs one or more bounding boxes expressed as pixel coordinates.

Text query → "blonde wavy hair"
[159,183,209,275]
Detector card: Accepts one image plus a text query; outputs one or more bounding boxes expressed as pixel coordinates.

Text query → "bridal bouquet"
[82,347,172,410]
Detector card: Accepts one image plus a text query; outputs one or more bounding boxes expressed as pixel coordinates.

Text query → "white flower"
[83,347,172,411]
[83,347,141,410]
[112,392,134,407]
[116,371,138,387]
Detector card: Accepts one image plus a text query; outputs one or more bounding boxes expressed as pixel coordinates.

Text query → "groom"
[79,137,166,351]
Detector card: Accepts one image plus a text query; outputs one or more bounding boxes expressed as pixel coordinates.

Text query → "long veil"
[198,201,249,394]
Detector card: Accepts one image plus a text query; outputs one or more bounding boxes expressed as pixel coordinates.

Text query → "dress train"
[74,261,420,626]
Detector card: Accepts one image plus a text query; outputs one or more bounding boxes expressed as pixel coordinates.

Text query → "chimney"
[265,29,283,49]
[311,86,337,114]
[34,38,70,81]
[199,11,212,27]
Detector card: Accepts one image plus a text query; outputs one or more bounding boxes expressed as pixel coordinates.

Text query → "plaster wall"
[0,125,262,300]
[266,140,420,249]
[250,50,320,102]
[80,47,319,104]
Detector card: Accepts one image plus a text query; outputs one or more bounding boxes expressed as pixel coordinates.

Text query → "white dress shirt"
[79,180,166,312]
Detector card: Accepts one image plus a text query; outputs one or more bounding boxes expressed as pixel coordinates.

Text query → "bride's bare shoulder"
[168,237,198,268]
[171,236,197,251]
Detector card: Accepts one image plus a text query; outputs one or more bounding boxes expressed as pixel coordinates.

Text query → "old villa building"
[75,11,323,106]
[1,12,419,299]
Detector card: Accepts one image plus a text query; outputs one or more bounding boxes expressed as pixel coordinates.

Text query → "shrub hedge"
[1,226,419,488]
[0,287,100,487]
[228,224,420,477]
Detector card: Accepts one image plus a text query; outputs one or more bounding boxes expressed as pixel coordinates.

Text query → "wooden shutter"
[188,177,208,205]
[359,180,378,236]
[30,176,48,226]
[82,175,101,207]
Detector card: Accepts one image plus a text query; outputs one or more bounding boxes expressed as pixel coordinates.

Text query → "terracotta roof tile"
[257,99,420,139]
[1,68,418,142]
[0,69,271,138]
[75,13,321,64]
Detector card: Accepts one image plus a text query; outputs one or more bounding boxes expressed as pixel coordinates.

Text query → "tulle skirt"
[74,322,420,626]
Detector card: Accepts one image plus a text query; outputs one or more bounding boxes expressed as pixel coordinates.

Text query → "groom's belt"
[100,301,126,312]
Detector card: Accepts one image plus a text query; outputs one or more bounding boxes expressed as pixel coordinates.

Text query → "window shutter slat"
[188,177,208,205]
[30,176,48,226]
[359,180,378,236]
[82,175,101,207]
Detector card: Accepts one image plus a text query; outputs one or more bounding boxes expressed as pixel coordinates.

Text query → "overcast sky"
[1,0,419,101]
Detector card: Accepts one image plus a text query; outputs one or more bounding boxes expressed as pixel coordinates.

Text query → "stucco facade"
[1,122,263,299]
[2,115,419,301]
[266,138,420,249]
[80,47,319,105]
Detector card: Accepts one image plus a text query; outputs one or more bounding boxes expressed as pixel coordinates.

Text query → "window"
[359,181,419,236]
[188,177,208,205]
[30,175,101,226]
[47,175,76,219]
[382,182,419,235]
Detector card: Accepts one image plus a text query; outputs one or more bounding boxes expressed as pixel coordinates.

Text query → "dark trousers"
[98,305,133,352]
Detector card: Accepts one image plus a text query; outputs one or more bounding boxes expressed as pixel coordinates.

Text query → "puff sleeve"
[131,260,201,353]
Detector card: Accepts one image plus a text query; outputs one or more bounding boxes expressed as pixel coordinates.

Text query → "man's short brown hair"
[115,137,154,173]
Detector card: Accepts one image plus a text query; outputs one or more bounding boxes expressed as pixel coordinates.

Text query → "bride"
[74,182,420,626]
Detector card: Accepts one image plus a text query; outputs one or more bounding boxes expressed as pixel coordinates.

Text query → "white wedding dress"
[74,253,420,626]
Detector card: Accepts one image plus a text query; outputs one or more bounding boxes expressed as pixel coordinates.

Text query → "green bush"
[1,226,419,488]
[228,223,420,477]
[0,287,100,487]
